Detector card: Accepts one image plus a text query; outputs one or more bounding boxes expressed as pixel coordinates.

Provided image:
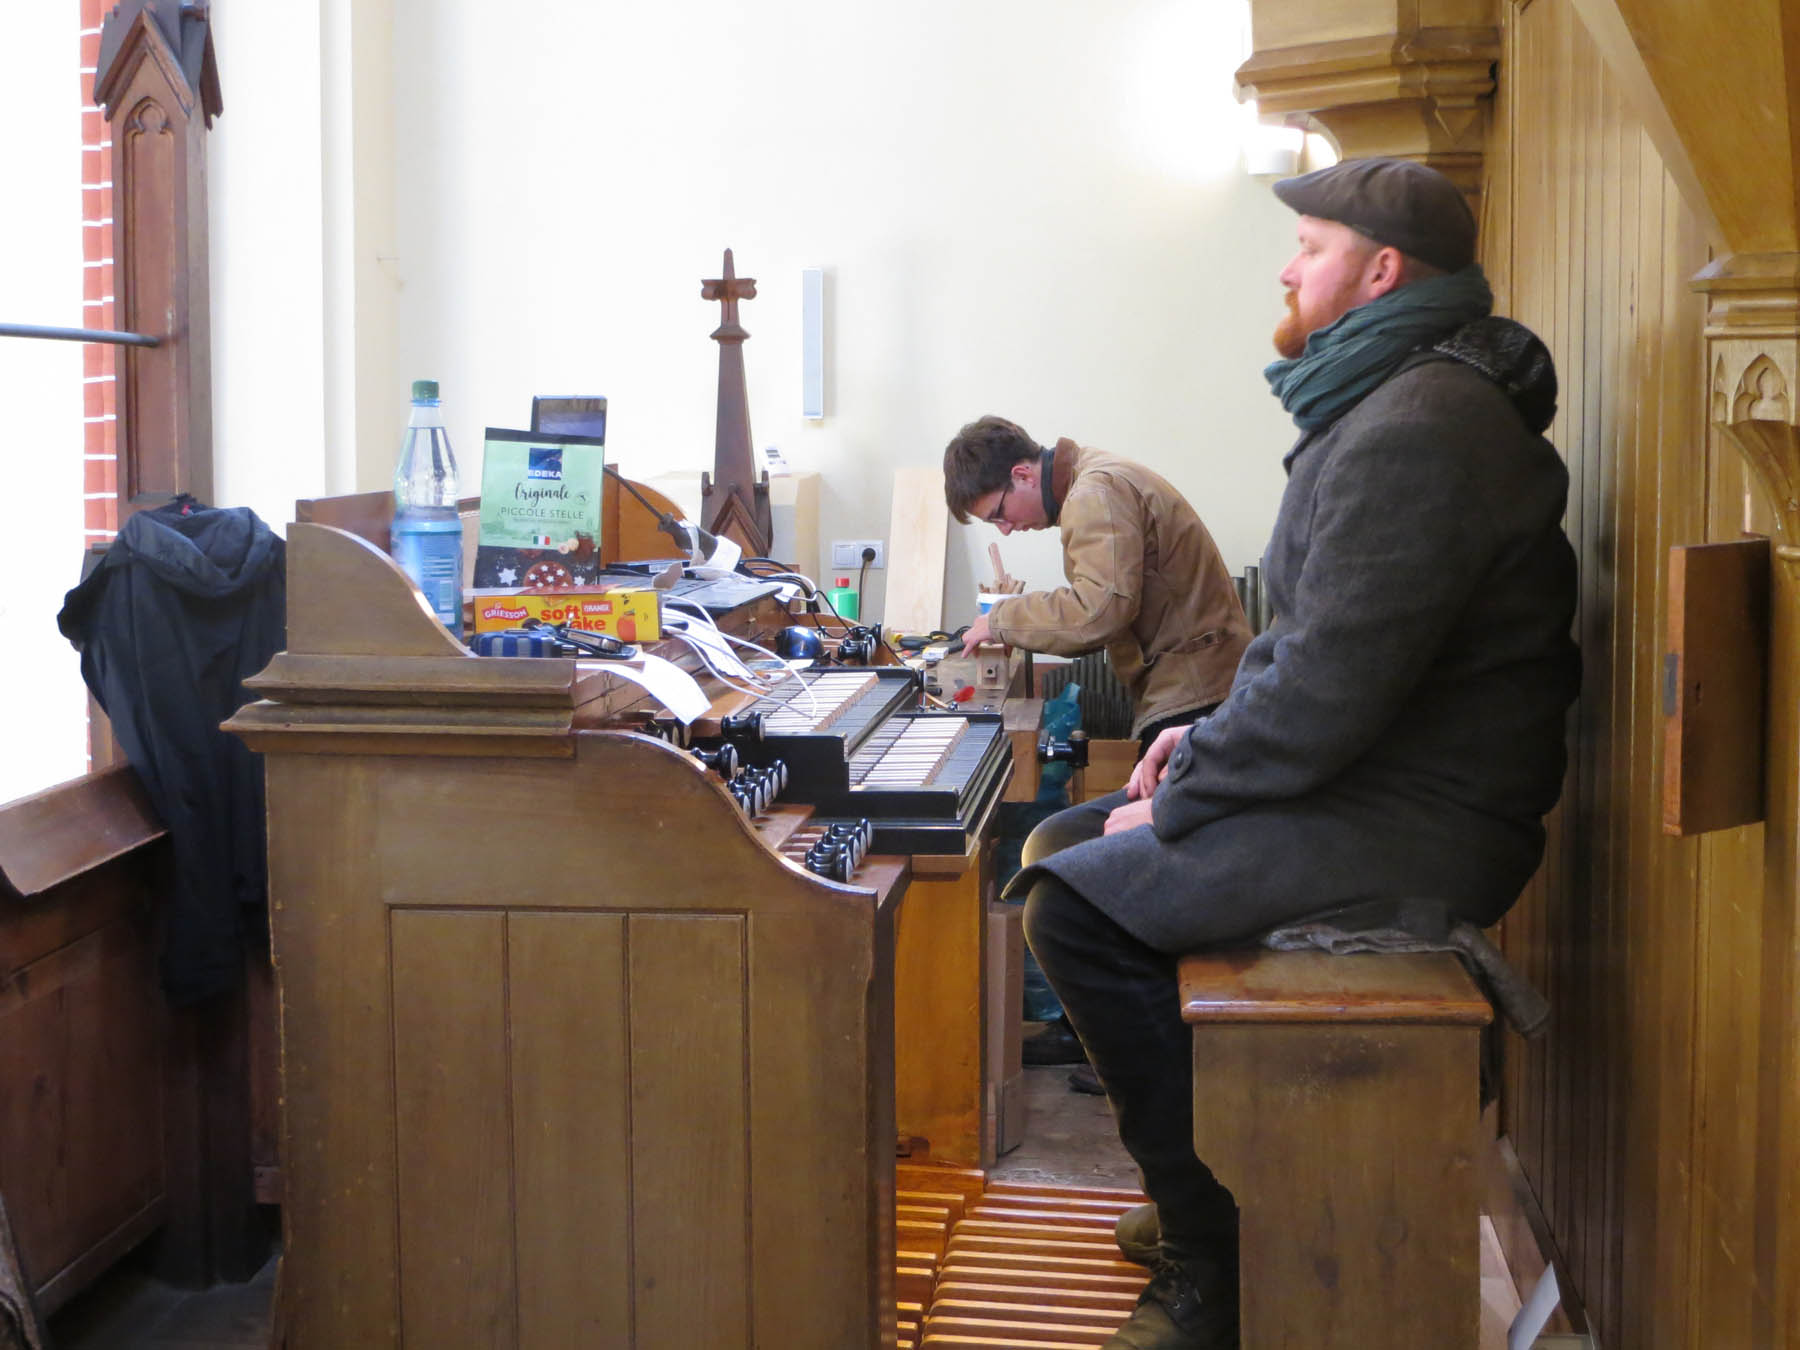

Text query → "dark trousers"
[1020,701,1238,1255]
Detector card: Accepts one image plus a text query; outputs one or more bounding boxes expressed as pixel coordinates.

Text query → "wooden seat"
[1178,948,1493,1349]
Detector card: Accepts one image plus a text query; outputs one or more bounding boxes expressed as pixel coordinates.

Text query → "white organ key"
[851,717,967,788]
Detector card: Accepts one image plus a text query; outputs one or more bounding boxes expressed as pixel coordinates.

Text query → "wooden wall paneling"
[746,903,897,1350]
[1494,2,1733,1343]
[1618,151,1689,1350]
[1592,72,1625,1337]
[507,912,631,1346]
[390,910,516,1348]
[1506,0,1557,1220]
[267,757,400,1347]
[627,914,751,1347]
[1654,165,1708,1350]
[0,884,163,1305]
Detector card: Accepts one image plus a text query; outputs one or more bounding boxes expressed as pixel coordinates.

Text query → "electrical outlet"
[830,539,885,569]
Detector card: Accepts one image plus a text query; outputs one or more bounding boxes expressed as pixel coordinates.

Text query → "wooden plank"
[0,766,164,900]
[1178,950,1492,1025]
[266,757,399,1347]
[887,465,951,635]
[391,910,516,1348]
[629,914,750,1347]
[508,912,631,1346]
[1662,538,1769,834]
[937,1269,1146,1298]
[895,863,987,1166]
[1194,1022,1482,1348]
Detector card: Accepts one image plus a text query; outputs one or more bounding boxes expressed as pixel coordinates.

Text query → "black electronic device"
[776,625,826,661]
[529,395,608,442]
[837,626,878,664]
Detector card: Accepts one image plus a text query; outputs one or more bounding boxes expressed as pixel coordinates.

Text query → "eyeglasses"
[984,481,1013,525]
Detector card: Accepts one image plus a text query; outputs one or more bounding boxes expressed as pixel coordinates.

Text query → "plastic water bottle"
[391,379,464,632]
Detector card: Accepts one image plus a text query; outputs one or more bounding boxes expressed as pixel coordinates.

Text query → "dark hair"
[943,415,1039,524]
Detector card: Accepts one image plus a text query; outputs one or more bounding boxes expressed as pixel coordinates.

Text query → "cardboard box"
[470,587,662,642]
[934,642,1012,713]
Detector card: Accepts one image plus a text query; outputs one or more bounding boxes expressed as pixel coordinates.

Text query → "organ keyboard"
[721,667,1012,855]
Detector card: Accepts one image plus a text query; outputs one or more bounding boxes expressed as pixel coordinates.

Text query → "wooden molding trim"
[0,765,165,901]
[1235,26,1500,192]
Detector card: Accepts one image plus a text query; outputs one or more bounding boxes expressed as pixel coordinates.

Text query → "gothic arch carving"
[1733,354,1791,423]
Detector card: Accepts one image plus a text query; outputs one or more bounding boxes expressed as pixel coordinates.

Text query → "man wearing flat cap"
[1008,157,1581,1348]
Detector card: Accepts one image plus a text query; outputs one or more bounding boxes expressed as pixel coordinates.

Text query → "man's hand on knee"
[1128,726,1186,800]
[1104,798,1156,835]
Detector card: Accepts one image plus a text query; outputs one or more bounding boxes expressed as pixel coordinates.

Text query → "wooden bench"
[1179,948,1493,1349]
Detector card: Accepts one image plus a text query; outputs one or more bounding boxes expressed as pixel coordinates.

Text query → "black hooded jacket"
[58,496,286,1005]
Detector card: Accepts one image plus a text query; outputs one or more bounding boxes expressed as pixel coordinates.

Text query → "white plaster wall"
[206,1,334,530]
[0,7,92,803]
[207,0,1305,627]
[380,0,1300,624]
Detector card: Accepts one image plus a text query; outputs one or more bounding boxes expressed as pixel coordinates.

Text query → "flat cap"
[1273,157,1476,273]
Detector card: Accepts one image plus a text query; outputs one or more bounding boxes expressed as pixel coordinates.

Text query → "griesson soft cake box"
[469,587,661,641]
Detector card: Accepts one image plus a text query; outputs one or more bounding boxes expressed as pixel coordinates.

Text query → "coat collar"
[1047,438,1078,524]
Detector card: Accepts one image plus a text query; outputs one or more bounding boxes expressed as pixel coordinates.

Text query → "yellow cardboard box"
[470,587,662,642]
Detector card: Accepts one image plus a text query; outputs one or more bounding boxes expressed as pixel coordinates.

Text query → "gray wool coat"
[1006,344,1581,954]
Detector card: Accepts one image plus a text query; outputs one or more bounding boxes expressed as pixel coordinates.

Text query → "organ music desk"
[226,523,1012,1347]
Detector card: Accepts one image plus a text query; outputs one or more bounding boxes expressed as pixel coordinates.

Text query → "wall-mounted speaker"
[801,267,825,420]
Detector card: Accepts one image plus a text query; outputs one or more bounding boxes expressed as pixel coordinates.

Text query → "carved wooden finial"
[699,248,772,557]
[700,248,758,341]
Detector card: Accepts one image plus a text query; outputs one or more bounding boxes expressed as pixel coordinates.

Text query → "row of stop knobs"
[804,820,875,882]
[692,743,789,815]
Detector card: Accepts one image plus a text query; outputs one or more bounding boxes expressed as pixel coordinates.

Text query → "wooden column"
[92,0,221,517]
[1695,257,1800,1346]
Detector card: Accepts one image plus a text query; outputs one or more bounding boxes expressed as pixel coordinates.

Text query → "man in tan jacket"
[945,415,1250,754]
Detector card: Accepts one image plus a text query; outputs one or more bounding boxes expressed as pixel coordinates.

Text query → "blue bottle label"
[392,515,463,631]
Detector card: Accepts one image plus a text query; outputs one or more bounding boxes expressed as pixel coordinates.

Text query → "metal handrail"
[0,322,160,348]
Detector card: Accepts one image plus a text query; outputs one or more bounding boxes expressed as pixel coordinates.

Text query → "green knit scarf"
[1264,265,1494,430]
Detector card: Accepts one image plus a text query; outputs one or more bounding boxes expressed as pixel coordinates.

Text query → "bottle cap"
[411,379,440,402]
[836,577,850,587]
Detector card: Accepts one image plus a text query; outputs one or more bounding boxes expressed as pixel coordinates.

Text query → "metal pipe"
[0,322,161,348]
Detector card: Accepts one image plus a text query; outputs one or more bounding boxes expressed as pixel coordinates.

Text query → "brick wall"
[80,0,117,543]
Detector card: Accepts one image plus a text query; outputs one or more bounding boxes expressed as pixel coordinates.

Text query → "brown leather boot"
[1105,1254,1239,1350]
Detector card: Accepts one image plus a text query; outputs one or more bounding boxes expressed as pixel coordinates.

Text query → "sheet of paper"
[693,530,743,577]
[1509,1264,1560,1350]
[581,652,710,723]
[676,619,756,681]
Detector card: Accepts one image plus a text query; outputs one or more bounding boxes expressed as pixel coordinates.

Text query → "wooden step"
[983,1180,1146,1205]
[964,1205,1120,1231]
[931,1298,1125,1330]
[923,1316,1112,1346]
[938,1266,1146,1296]
[943,1241,1149,1277]
[899,1189,969,1226]
[933,1280,1140,1313]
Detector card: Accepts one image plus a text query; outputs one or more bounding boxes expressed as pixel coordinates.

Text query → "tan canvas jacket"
[986,439,1250,738]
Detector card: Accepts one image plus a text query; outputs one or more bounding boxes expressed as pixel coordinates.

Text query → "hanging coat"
[58,496,286,1005]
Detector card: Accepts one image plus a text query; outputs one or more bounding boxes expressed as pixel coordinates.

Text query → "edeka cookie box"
[469,586,662,642]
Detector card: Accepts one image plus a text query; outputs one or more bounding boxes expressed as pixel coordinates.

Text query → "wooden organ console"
[228,520,1024,1346]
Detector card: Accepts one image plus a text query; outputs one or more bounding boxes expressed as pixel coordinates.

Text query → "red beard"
[1273,289,1305,359]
